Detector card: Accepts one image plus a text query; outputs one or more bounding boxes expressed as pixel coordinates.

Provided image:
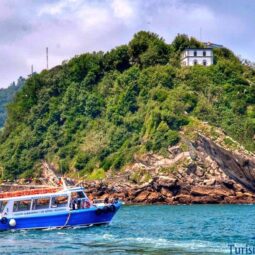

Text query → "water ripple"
[0,204,254,254]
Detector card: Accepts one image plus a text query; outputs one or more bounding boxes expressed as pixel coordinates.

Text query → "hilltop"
[0,31,254,184]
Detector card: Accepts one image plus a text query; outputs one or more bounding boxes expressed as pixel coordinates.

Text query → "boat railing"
[92,198,120,207]
[0,187,61,199]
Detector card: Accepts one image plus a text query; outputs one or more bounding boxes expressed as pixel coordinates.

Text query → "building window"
[203,60,207,66]
[193,60,198,65]
[203,51,206,57]
[194,51,197,57]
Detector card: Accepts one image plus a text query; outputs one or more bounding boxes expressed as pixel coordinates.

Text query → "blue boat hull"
[0,203,121,231]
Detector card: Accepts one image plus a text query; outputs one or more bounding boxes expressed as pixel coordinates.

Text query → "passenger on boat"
[104,197,109,204]
[71,199,77,210]
[70,197,91,210]
[77,199,81,209]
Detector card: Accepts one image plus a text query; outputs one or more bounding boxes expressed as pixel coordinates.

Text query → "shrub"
[74,153,91,171]
[87,168,106,180]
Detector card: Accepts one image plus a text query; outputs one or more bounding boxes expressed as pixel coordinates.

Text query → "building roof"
[204,42,223,48]
[183,48,213,51]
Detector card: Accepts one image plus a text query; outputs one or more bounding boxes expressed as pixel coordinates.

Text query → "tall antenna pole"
[46,47,49,70]
[200,27,202,42]
[31,65,33,75]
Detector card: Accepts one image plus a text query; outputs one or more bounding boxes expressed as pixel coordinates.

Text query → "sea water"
[0,204,255,254]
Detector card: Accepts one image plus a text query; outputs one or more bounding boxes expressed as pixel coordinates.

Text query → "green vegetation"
[0,77,25,127]
[0,32,254,180]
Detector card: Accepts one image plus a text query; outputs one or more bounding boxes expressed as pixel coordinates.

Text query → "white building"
[181,48,213,67]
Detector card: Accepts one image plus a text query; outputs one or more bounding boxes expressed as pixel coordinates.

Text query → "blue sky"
[0,0,255,88]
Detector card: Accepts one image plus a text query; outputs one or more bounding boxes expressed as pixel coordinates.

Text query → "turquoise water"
[1,205,255,254]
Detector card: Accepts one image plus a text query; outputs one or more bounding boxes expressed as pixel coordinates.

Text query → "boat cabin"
[0,187,90,217]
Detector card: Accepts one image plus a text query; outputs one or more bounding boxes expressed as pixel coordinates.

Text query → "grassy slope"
[0,32,254,180]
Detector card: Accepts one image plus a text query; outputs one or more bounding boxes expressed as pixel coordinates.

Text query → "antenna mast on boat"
[61,177,67,190]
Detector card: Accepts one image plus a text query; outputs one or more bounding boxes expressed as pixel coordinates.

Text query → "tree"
[104,45,130,72]
[128,31,170,67]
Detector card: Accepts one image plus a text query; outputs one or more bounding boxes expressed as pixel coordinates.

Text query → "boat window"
[32,198,50,210]
[71,192,85,199]
[13,200,31,212]
[0,201,7,212]
[51,195,68,208]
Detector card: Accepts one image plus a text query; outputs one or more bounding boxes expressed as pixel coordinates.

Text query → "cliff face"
[81,133,255,204]
[195,135,255,192]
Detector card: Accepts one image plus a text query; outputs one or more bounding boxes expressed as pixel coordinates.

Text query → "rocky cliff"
[81,125,255,204]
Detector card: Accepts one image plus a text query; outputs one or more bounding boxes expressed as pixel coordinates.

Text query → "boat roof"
[0,186,85,202]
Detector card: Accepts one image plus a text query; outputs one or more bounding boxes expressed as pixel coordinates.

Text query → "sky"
[0,0,255,88]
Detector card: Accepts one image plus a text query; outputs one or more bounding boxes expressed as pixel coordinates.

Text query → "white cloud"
[111,0,136,21]
[38,0,81,16]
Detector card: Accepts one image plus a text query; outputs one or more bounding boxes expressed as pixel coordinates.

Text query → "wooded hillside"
[0,32,254,180]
